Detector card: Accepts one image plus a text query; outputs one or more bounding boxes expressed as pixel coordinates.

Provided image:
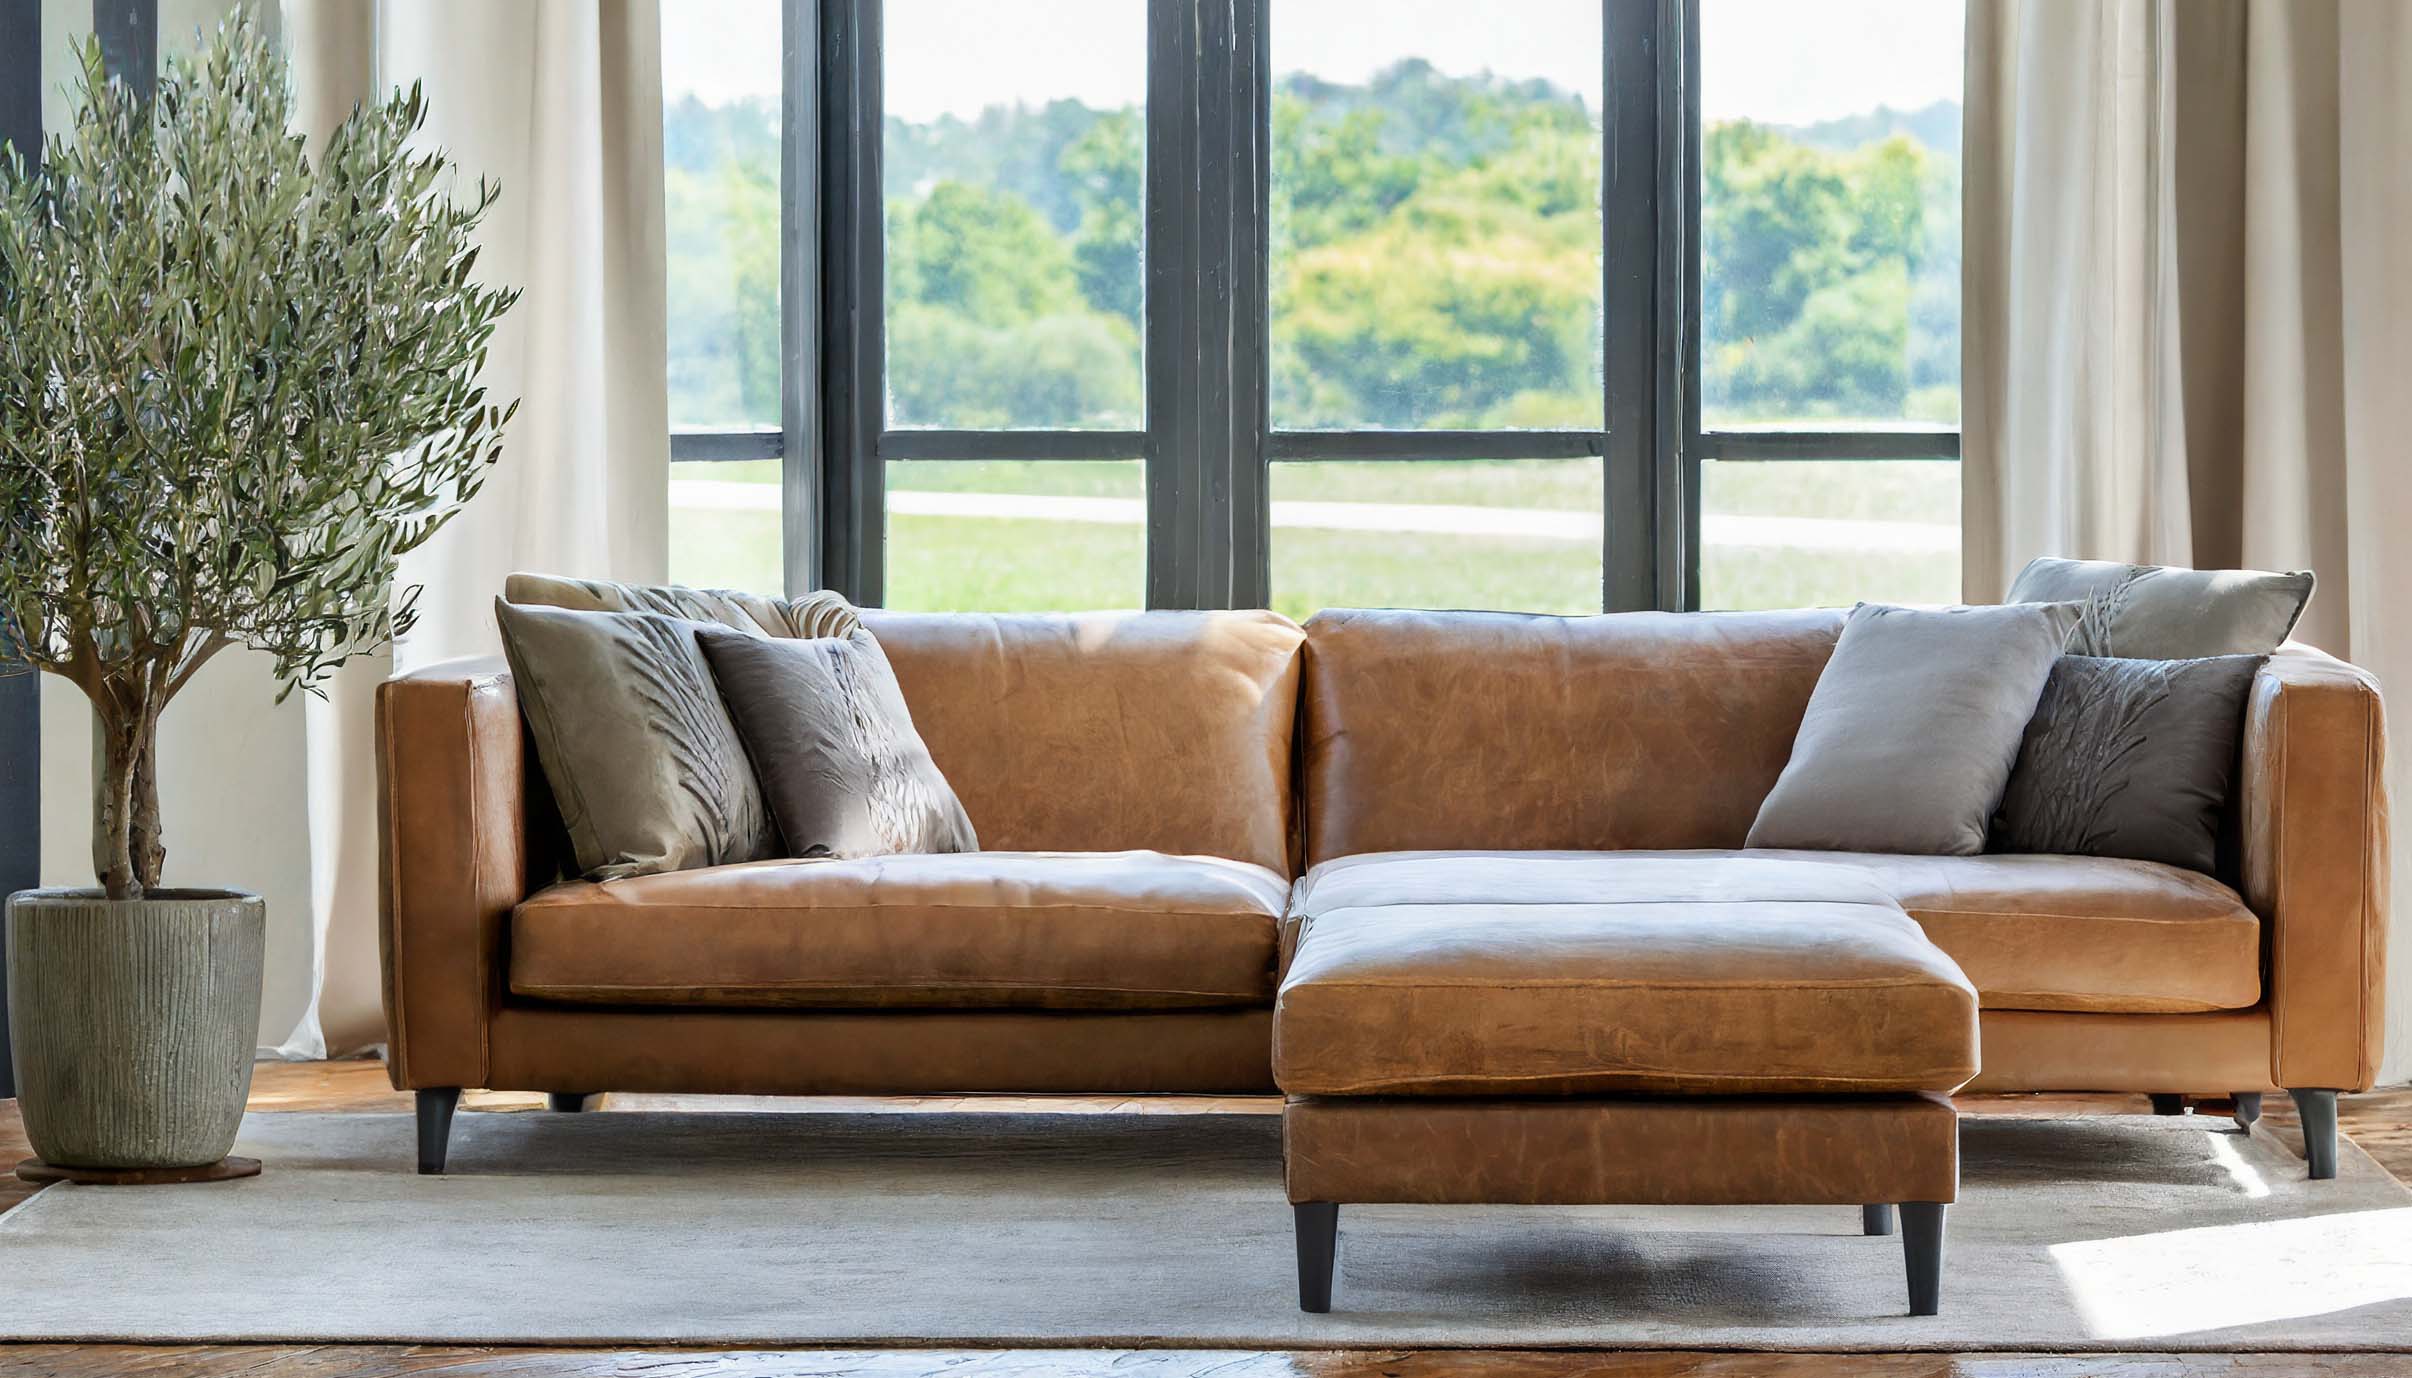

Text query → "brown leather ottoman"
[1272,855,1981,1316]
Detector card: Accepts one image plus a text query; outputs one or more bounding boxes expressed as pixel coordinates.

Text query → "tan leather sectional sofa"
[379,602,2389,1185]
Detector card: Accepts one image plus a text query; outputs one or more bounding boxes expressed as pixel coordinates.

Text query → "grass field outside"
[667,454,1960,615]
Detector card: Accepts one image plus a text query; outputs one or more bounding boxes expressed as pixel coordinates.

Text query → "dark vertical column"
[818,0,884,603]
[0,0,40,1101]
[1146,0,1265,610]
[1228,0,1269,609]
[780,0,823,596]
[1601,0,1664,612]
[1143,0,1198,609]
[93,0,158,103]
[1672,0,1702,611]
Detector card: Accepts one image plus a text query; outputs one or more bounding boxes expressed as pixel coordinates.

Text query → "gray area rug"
[2,1110,2408,1349]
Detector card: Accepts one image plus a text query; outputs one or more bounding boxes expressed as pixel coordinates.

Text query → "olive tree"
[0,15,518,899]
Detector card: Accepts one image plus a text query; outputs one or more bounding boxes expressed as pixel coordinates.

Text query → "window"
[1269,460,1604,621]
[662,0,784,592]
[1695,0,1964,608]
[1269,2,1603,432]
[884,459,1146,611]
[661,0,1965,613]
[1264,2,1608,615]
[882,0,1145,431]
[871,0,1149,610]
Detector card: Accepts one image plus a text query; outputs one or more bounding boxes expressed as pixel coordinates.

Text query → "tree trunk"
[130,723,165,890]
[90,699,163,900]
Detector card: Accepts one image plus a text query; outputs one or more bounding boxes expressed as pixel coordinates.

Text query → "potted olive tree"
[0,16,515,1180]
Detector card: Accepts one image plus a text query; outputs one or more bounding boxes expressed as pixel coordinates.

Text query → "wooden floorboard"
[2,1061,2406,1377]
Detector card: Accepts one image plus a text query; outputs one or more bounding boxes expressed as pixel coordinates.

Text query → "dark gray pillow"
[698,624,978,859]
[2008,557,2312,658]
[1747,602,2081,856]
[494,599,779,880]
[1992,654,2263,873]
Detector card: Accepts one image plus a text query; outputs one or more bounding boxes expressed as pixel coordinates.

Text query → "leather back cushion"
[1300,607,1846,866]
[503,576,1306,872]
[863,609,1306,872]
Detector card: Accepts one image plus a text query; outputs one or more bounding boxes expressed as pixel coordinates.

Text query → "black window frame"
[666,0,1963,612]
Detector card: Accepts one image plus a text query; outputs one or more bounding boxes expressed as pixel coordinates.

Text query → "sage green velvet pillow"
[494,598,779,880]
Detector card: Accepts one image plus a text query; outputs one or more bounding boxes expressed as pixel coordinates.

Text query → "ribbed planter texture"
[5,887,265,1170]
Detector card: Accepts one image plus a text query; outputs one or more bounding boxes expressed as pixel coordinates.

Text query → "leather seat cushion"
[511,851,1287,1011]
[1739,850,2260,1013]
[1292,849,2263,1015]
[1274,855,1979,1096]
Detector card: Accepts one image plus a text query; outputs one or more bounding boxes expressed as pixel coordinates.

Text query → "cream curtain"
[1964,0,2412,1080]
[273,0,670,1055]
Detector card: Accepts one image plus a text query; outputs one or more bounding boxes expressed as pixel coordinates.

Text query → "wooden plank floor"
[3,1061,2407,1378]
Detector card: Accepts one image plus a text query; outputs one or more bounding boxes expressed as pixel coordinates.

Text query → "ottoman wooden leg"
[1900,1201,1946,1316]
[1294,1201,1339,1313]
[1861,1203,1895,1236]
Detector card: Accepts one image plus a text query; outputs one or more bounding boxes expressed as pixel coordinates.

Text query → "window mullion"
[1230,0,1271,611]
[1601,0,1663,613]
[1145,0,1265,612]
[1670,0,1702,612]
[780,0,822,598]
[817,0,885,605]
[1143,0,1194,609]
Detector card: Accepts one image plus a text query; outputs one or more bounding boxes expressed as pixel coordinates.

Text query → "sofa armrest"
[2241,644,2391,1090]
[376,656,545,1090]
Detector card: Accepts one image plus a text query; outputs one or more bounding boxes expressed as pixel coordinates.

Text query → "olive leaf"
[0,10,519,898]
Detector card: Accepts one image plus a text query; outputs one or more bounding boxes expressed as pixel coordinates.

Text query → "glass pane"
[883,0,1145,430]
[160,1,247,66]
[669,460,785,592]
[1699,0,1963,428]
[1699,460,1960,610]
[885,460,1145,611]
[35,2,82,137]
[661,0,782,432]
[1271,0,1604,430]
[1270,460,1602,617]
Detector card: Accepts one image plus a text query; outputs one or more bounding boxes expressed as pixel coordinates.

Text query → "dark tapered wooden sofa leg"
[547,1092,596,1113]
[2290,1089,2339,1179]
[2149,1093,2186,1116]
[1862,1203,1895,1236]
[1294,1202,1339,1313]
[1900,1202,1946,1317]
[2232,1091,2262,1131]
[416,1088,461,1175]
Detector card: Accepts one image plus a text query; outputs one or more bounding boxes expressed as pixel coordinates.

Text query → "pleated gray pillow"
[1992,654,2264,874]
[2008,557,2312,658]
[1747,602,2081,856]
[697,623,978,859]
[495,599,778,881]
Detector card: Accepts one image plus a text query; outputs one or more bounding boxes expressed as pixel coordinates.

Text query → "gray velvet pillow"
[494,599,778,880]
[1747,602,2081,856]
[697,624,977,859]
[2008,557,2312,658]
[1992,654,2263,873]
